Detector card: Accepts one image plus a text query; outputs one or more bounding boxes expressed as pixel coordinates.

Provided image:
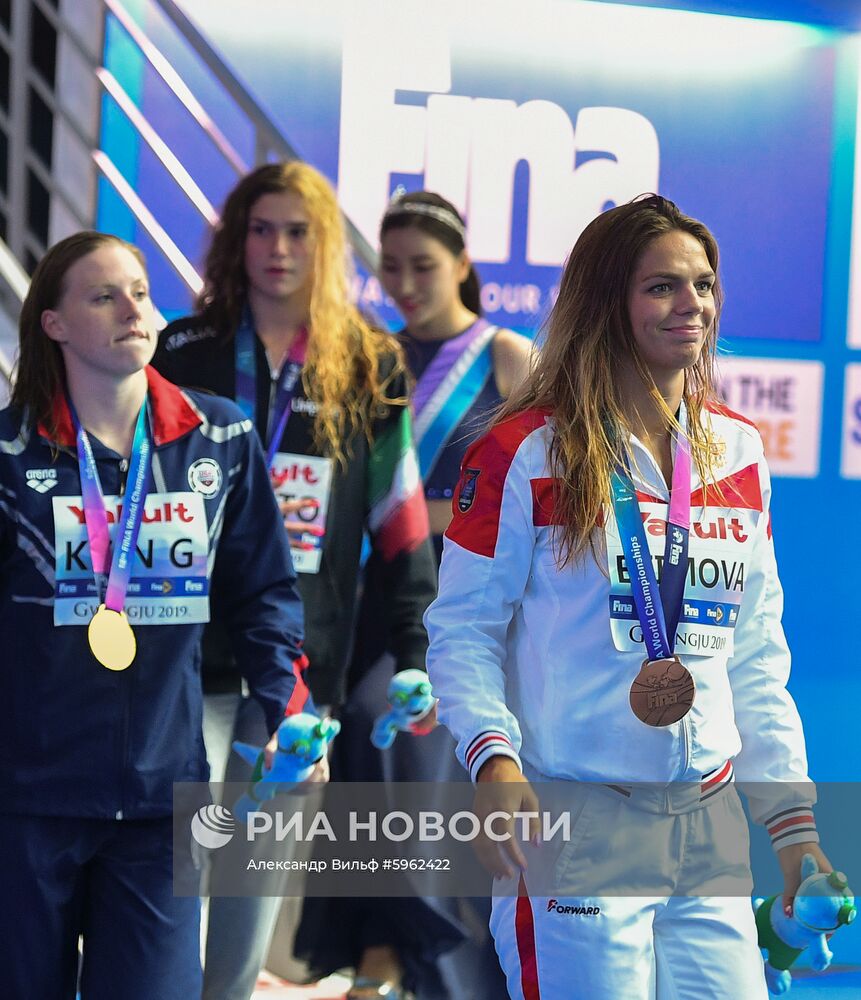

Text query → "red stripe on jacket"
[446,409,549,558]
[531,465,761,528]
[690,462,762,512]
[284,653,311,716]
[706,400,759,430]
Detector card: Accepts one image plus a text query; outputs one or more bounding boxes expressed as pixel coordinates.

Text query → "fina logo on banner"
[716,358,824,478]
[337,1,659,273]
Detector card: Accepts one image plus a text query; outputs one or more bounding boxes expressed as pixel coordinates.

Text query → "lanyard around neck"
[70,398,152,613]
[234,307,309,469]
[610,430,692,662]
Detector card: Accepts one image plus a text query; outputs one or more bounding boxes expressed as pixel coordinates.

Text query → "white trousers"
[489,779,768,1000]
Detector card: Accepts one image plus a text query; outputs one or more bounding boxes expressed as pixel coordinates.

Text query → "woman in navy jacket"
[0,231,311,1000]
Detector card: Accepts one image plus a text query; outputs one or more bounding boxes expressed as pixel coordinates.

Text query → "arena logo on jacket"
[52,492,211,626]
[25,467,59,493]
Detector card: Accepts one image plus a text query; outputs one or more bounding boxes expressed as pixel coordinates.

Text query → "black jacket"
[153,314,436,707]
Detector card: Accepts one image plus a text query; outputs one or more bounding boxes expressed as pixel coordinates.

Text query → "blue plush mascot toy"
[371,668,436,749]
[755,853,856,994]
[232,712,340,821]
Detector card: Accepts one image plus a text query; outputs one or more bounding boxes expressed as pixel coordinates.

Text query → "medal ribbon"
[71,399,152,612]
[610,431,691,662]
[234,307,308,470]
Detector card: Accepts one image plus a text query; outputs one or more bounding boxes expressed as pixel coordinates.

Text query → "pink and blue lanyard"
[71,399,152,610]
[234,308,308,470]
[609,432,692,662]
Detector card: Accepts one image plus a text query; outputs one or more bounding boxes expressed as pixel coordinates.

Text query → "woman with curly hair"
[153,161,439,1000]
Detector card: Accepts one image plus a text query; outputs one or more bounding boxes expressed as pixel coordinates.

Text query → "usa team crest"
[187,458,222,498]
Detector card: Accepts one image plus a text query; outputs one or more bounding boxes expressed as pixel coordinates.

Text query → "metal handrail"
[93,149,203,297]
[96,67,218,226]
[0,349,12,386]
[0,235,27,388]
[149,0,380,276]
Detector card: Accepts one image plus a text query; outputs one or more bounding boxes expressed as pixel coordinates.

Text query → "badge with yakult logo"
[187,458,222,498]
[51,491,210,626]
[457,468,480,513]
[604,499,754,658]
[270,452,333,574]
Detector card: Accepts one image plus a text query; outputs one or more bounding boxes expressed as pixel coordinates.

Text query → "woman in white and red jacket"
[0,231,312,1000]
[426,195,829,1000]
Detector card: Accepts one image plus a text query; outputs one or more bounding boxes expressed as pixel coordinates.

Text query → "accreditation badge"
[604,500,754,658]
[52,491,210,627]
[270,452,333,574]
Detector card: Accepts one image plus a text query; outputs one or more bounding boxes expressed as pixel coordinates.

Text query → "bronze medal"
[629,656,695,727]
[88,604,136,671]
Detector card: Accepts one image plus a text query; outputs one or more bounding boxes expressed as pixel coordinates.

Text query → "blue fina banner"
[98,2,861,785]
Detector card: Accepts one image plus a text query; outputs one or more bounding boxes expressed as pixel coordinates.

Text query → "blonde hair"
[499,195,725,568]
[197,161,405,463]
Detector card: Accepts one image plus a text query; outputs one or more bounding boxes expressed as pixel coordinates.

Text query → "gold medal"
[629,656,695,727]
[88,605,136,671]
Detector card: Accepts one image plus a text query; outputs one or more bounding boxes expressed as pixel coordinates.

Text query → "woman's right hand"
[473,755,541,878]
[277,496,322,548]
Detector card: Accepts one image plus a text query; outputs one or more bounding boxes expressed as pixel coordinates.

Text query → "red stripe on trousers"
[515,874,541,1000]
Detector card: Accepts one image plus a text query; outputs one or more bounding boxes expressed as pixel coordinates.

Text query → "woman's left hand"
[263,732,279,772]
[777,841,833,913]
[262,734,330,789]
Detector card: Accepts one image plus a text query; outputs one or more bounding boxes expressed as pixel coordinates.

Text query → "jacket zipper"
[116,456,130,819]
[680,713,692,775]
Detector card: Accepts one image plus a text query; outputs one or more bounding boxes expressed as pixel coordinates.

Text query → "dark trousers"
[0,813,202,1000]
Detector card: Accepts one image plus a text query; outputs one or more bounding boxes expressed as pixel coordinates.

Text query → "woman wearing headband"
[297,193,533,999]
[379,190,531,543]
[0,231,310,999]
[425,195,832,998]
[153,161,439,1000]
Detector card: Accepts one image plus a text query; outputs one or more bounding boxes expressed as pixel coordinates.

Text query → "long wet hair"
[498,195,724,568]
[197,161,405,464]
[380,190,481,315]
[12,231,146,440]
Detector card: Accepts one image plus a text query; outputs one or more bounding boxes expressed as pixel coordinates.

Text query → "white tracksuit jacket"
[425,403,817,850]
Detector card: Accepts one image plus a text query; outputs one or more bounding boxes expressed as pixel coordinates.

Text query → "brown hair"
[498,194,724,568]
[197,161,406,463]
[12,231,146,438]
[380,190,481,315]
